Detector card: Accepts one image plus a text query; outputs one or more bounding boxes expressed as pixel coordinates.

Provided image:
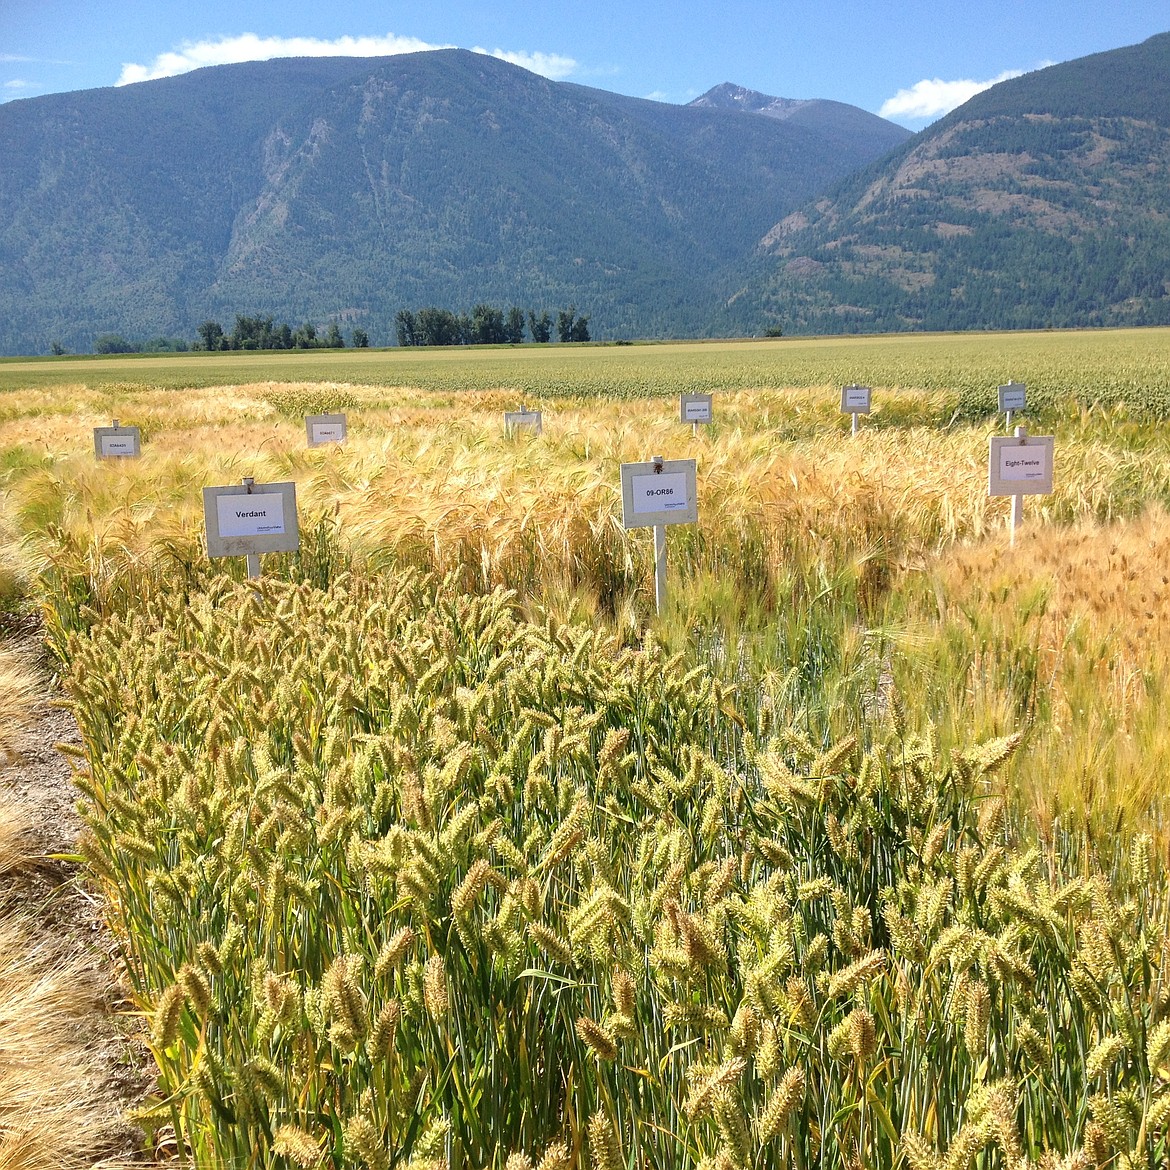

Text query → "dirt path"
[0,619,151,1168]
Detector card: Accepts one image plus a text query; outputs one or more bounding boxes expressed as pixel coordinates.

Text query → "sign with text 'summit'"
[988,435,1054,496]
[620,458,698,529]
[203,480,300,558]
[306,413,347,446]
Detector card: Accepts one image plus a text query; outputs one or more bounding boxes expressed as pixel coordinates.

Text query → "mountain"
[0,50,909,354]
[734,32,1170,334]
[690,83,911,153]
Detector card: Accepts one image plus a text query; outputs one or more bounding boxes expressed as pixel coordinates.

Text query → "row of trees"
[194,316,369,351]
[395,304,590,347]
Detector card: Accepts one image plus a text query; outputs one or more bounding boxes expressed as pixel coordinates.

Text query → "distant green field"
[4,327,1170,413]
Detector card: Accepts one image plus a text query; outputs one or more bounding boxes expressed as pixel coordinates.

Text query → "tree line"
[395,304,589,347]
[193,316,369,351]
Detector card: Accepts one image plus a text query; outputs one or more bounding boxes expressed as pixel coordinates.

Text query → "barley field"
[5,328,1170,1169]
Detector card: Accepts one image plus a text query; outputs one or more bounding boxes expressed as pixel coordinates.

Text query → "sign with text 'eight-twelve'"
[203,481,300,558]
[988,435,1055,496]
[306,413,347,446]
[620,459,698,528]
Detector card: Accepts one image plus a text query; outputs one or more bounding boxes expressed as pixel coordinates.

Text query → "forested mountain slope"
[0,50,909,353]
[733,31,1170,334]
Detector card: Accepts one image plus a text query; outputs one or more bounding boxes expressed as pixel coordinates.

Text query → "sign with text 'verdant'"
[841,385,871,414]
[998,382,1027,412]
[93,425,141,459]
[680,393,713,424]
[203,481,300,558]
[988,435,1054,496]
[504,410,542,435]
[620,459,698,529]
[306,413,347,446]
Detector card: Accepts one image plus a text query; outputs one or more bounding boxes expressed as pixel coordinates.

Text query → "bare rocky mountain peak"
[689,82,813,121]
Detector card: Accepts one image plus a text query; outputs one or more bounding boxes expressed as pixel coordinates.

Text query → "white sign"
[216,493,286,538]
[306,413,347,446]
[203,481,300,557]
[632,472,690,514]
[998,383,1027,412]
[620,459,698,529]
[841,385,871,414]
[93,425,141,458]
[504,410,542,435]
[680,393,713,424]
[988,436,1054,496]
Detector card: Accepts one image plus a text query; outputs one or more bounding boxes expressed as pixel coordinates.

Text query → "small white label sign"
[94,425,141,458]
[841,385,871,413]
[998,383,1027,412]
[988,436,1054,496]
[632,472,690,514]
[620,459,698,528]
[216,492,286,537]
[504,410,542,435]
[680,394,713,423]
[306,413,347,447]
[999,449,1046,481]
[100,435,136,456]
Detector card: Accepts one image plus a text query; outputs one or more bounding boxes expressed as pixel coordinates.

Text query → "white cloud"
[473,48,577,80]
[879,69,1025,122]
[116,33,579,87]
[116,33,453,86]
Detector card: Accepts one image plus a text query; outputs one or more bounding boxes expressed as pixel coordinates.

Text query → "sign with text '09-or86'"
[988,435,1054,496]
[203,481,301,558]
[620,459,698,529]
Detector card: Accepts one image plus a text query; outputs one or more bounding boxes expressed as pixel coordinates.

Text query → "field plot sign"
[998,381,1027,427]
[306,413,347,446]
[504,409,542,436]
[620,456,698,614]
[989,427,1054,545]
[93,419,141,459]
[203,477,299,579]
[680,392,713,436]
[840,385,871,436]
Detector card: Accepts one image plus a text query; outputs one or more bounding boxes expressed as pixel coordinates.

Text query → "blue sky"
[2,1,1167,127]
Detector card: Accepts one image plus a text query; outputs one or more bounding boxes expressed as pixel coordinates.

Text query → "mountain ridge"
[0,50,909,354]
[735,31,1170,334]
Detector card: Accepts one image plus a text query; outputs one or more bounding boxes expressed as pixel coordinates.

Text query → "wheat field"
[3,330,1170,1168]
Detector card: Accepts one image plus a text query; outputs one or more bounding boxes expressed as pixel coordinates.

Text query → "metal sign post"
[620,455,698,615]
[988,426,1054,546]
[840,385,871,436]
[203,477,300,579]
